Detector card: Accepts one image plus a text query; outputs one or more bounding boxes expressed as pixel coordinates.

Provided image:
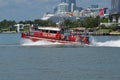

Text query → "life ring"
[61,34,65,40]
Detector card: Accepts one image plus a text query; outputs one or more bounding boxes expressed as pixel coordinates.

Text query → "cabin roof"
[38,27,60,31]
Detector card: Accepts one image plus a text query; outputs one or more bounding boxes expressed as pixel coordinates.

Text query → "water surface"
[0,33,120,80]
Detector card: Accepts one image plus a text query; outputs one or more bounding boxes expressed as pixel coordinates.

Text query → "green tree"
[63,19,72,27]
[101,17,109,23]
[83,16,100,29]
[0,19,16,31]
[24,20,33,24]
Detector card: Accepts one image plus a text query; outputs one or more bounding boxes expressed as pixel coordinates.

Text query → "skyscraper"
[111,0,120,13]
[110,0,120,23]
[58,3,69,13]
[60,0,76,12]
[66,0,76,7]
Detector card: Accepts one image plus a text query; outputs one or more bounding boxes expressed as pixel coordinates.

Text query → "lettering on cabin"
[43,33,56,38]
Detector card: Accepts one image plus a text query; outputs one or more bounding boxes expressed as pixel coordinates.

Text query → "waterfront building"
[14,24,24,32]
[79,5,100,17]
[57,2,69,13]
[42,0,103,23]
[73,10,80,17]
[110,0,120,23]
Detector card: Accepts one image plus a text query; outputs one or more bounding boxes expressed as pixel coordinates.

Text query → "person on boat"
[60,28,64,34]
[60,28,70,40]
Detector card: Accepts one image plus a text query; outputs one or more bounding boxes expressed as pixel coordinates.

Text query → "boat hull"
[21,33,89,45]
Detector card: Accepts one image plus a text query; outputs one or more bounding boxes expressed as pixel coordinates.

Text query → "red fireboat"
[21,27,90,45]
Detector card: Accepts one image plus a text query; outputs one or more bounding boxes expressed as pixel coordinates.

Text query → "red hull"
[21,33,89,45]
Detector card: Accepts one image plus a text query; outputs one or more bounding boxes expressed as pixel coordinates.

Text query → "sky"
[0,0,111,21]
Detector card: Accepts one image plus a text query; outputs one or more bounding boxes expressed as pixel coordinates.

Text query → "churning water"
[0,33,120,47]
[21,36,120,47]
[21,39,62,46]
[91,37,120,47]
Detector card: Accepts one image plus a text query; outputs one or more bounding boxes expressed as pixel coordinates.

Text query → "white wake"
[21,39,61,46]
[20,39,86,47]
[91,38,120,47]
[21,37,120,47]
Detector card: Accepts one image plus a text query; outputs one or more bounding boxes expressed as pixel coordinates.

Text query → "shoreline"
[90,32,120,36]
[0,31,120,36]
[90,34,120,36]
[0,33,120,36]
[0,31,17,34]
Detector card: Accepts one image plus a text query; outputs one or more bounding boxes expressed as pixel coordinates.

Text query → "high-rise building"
[57,2,69,13]
[110,0,120,23]
[60,0,76,12]
[68,0,76,6]
[111,0,120,13]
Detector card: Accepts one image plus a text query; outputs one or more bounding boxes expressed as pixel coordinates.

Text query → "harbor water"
[0,33,120,80]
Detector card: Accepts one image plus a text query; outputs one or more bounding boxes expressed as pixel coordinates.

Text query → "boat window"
[40,29,58,34]
[42,30,49,33]
[53,31,57,34]
[45,30,49,33]
[42,30,45,32]
[50,30,57,34]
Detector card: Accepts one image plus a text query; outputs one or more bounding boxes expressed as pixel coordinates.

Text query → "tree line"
[0,19,56,32]
[0,16,109,32]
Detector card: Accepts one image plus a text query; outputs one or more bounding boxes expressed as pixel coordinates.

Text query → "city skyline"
[0,0,111,21]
